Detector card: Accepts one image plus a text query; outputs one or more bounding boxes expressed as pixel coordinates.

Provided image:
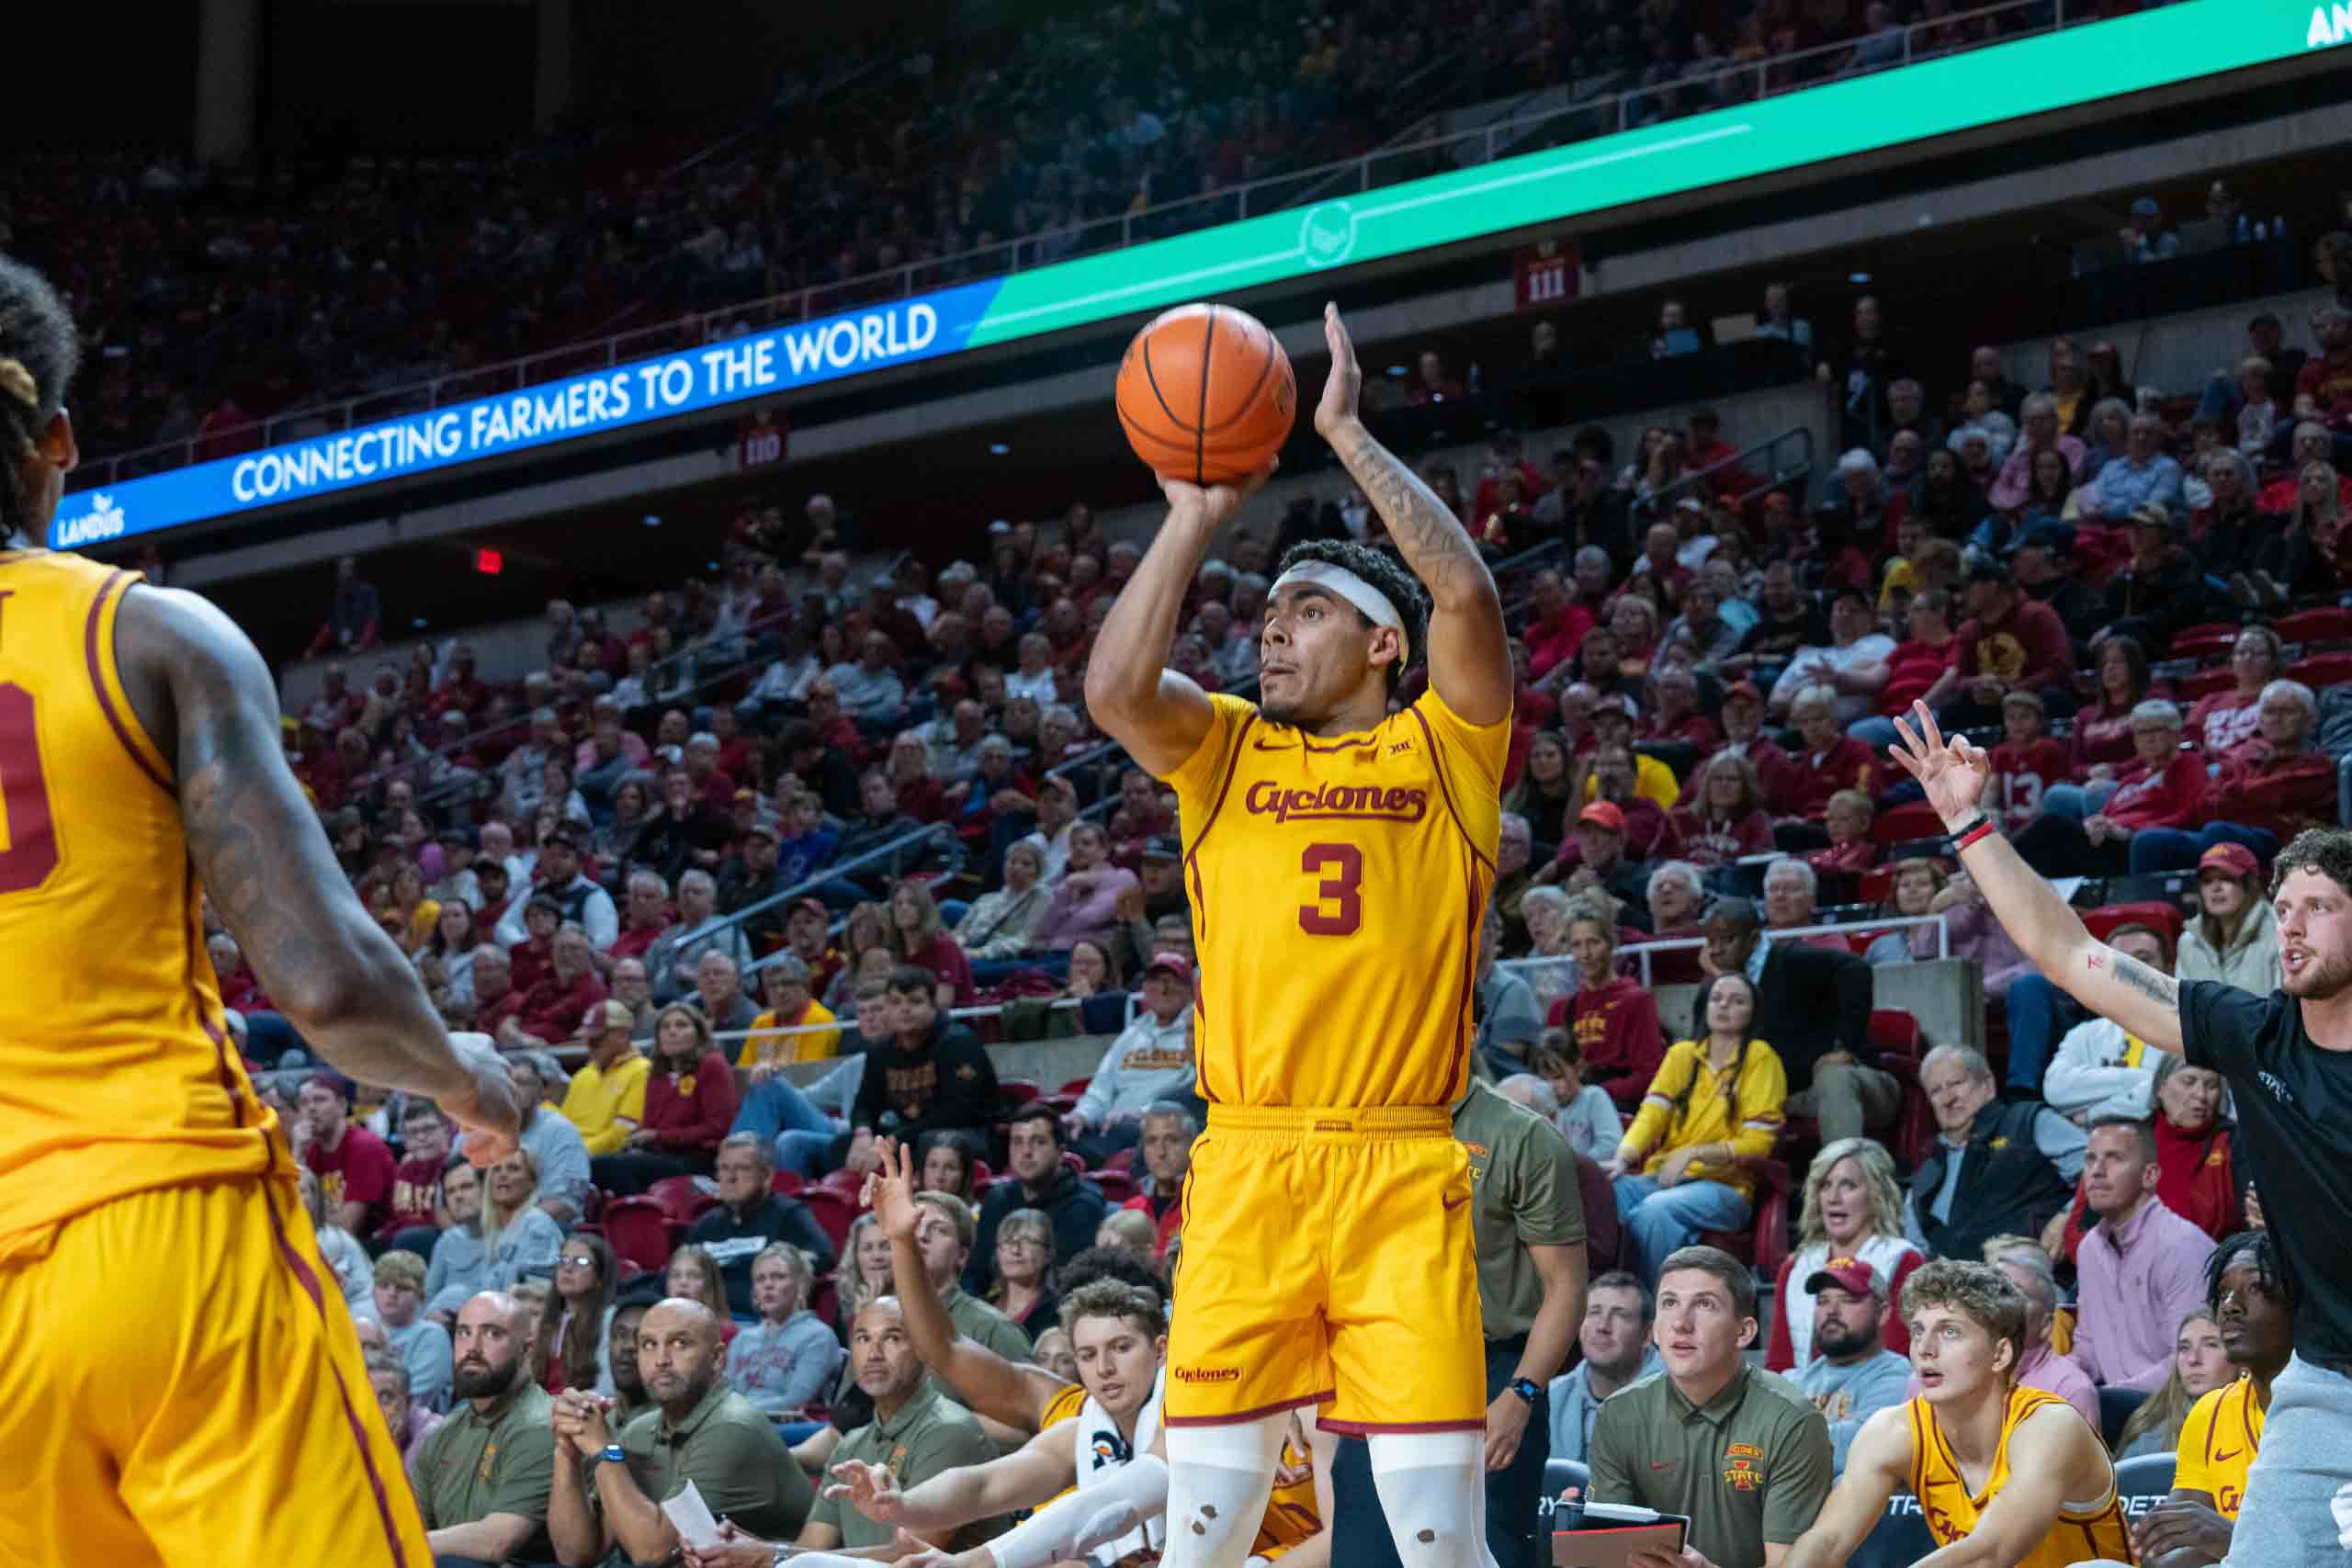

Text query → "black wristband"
[1947,812,1990,842]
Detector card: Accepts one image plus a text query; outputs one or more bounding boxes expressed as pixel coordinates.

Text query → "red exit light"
[474,548,503,575]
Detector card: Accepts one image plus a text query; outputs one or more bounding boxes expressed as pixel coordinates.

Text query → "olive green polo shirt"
[1453,1079,1587,1338]
[944,1284,1034,1364]
[609,1380,814,1544]
[1588,1363,1832,1568]
[407,1380,560,1566]
[809,1383,1007,1551]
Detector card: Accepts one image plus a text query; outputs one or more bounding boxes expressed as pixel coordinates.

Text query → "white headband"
[1271,559,1407,658]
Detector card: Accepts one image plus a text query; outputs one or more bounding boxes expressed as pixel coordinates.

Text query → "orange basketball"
[1114,302,1295,485]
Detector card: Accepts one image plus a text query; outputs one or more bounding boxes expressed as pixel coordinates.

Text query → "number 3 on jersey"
[0,682,61,895]
[1297,842,1363,936]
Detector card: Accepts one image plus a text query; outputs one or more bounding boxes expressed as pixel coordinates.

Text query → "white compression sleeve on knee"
[1366,1428,1498,1568]
[1162,1416,1291,1567]
[983,1454,1170,1568]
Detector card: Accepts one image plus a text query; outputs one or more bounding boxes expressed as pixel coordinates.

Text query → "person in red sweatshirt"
[1989,690,2073,827]
[1780,684,1882,825]
[377,1101,453,1257]
[1521,567,1597,680]
[1681,680,1799,815]
[1925,557,2077,728]
[1670,751,1776,869]
[2132,678,2334,870]
[1544,896,1665,1110]
[2011,699,2206,874]
[589,1002,741,1194]
[1805,790,1881,898]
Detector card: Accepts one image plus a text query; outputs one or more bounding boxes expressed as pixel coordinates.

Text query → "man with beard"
[1893,705,2352,1567]
[547,1298,813,1564]
[406,1291,560,1566]
[605,1301,652,1428]
[1790,1259,1911,1475]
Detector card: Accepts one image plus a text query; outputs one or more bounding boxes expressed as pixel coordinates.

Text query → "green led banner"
[971,0,2345,342]
[51,0,2346,546]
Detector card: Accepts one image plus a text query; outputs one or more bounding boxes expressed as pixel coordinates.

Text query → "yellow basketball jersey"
[0,550,277,1258]
[2175,1373,2265,1518]
[1160,687,1507,1110]
[1907,1386,2134,1568]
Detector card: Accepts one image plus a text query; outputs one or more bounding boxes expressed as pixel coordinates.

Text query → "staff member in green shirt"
[1588,1246,1832,1568]
[545,1298,814,1565]
[1328,1076,1591,1567]
[406,1291,559,1568]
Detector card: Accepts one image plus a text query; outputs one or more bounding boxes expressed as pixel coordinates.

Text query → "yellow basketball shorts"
[0,1176,432,1567]
[1165,1104,1487,1432]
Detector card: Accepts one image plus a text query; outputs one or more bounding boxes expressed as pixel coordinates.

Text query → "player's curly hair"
[1901,1258,2028,1376]
[1057,1278,1168,1340]
[1272,538,1431,696]
[2270,828,2352,902]
[1055,1244,1169,1304]
[2205,1228,2291,1313]
[0,254,77,546]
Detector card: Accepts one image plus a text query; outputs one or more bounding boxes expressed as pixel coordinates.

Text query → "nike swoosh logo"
[1442,1192,1470,1211]
[2215,1448,2242,1461]
[1649,1461,1676,1471]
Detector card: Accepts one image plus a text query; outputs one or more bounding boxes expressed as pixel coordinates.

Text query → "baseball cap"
[789,897,830,923]
[1723,680,1764,705]
[301,1070,354,1103]
[2199,842,2260,879]
[2003,520,2075,558]
[1804,1257,1882,1298]
[1592,694,1638,721]
[1144,953,1194,983]
[1578,801,1626,833]
[1142,835,1182,863]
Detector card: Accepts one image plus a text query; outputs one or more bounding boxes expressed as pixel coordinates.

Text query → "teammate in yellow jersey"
[2133,1230,2293,1568]
[0,254,521,1568]
[1782,1259,2134,1568]
[1085,302,1513,1568]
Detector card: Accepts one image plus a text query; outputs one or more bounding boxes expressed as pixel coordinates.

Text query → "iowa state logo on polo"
[1724,1442,1764,1490]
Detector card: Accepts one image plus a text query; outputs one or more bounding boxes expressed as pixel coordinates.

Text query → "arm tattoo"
[2110,952,2180,1010]
[1327,421,1491,607]
[178,683,332,988]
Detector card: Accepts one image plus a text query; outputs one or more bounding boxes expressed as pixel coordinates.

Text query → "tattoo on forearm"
[2109,953,2180,1010]
[1329,422,1488,604]
[179,683,332,989]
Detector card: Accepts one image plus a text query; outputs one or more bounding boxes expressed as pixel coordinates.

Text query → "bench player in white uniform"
[817,1280,1171,1568]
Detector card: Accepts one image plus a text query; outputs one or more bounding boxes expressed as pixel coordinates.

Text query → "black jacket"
[685,1192,842,1314]
[853,1017,999,1139]
[963,1164,1110,1295]
[1753,942,1875,1097]
[1908,1100,2077,1264]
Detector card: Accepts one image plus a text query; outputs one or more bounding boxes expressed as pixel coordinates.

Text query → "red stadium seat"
[2287,652,2352,691]
[602,1197,675,1273]
[1057,1077,1093,1098]
[2275,607,2352,645]
[1092,1169,1137,1203]
[801,1189,857,1253]
[1871,801,1945,845]
[1869,1010,1922,1056]
[1879,1050,1936,1171]
[2180,666,2236,699]
[1699,1158,1793,1274]
[1102,1146,1137,1174]
[647,1174,713,1230]
[817,1168,870,1209]
[2168,624,2241,661]
[1858,866,1896,906]
[769,1169,804,1196]
[1000,1079,1041,1106]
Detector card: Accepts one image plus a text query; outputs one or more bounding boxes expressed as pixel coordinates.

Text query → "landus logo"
[1173,1365,1241,1384]
[2309,4,2352,45]
[53,491,125,547]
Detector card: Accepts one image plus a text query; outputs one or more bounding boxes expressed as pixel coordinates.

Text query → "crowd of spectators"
[25,0,2184,474]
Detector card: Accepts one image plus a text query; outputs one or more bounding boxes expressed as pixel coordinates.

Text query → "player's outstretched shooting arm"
[116,584,520,1156]
[1084,457,1271,777]
[1889,701,2182,1051]
[1312,302,1511,726]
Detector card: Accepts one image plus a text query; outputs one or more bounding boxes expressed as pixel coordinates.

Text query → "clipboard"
[1552,1501,1691,1567]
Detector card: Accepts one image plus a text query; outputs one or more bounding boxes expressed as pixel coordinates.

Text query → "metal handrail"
[1496,911,1951,990]
[695,821,956,958]
[545,992,1114,1063]
[74,0,2086,491]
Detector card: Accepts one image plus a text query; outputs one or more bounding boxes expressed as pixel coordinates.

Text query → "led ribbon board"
[50,0,2343,549]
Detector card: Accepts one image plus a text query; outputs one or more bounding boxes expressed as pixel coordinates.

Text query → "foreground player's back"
[0,548,274,1255]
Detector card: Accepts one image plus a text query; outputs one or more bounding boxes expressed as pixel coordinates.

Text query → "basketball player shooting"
[0,254,521,1566]
[1084,301,1514,1568]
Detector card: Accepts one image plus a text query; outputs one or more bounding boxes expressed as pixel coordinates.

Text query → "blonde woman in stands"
[1764,1138,1924,1372]
[2186,626,2283,754]
[837,1211,897,1323]
[479,1146,564,1290]
[2114,1310,2232,1460]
